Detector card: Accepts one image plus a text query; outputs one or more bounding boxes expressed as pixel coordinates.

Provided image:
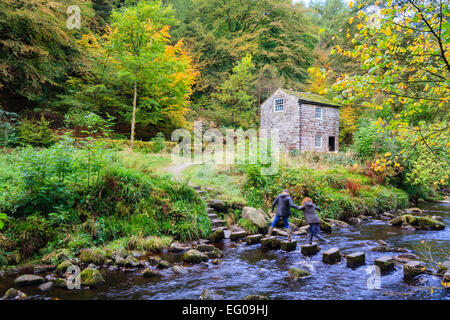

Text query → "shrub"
[17,116,57,147]
[238,218,258,234]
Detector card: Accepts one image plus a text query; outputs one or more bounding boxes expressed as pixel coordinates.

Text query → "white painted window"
[315,135,322,148]
[315,107,322,120]
[274,98,284,112]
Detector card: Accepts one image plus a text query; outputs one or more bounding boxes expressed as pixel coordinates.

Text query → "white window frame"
[273,98,285,112]
[315,135,322,148]
[315,107,323,120]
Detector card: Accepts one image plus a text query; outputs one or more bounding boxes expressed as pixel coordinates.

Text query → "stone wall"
[299,103,339,152]
[260,89,300,151]
[260,89,340,152]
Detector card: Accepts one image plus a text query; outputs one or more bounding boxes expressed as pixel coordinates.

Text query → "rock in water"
[301,243,320,256]
[2,288,27,300]
[374,256,395,273]
[322,248,341,264]
[346,252,366,268]
[206,248,223,259]
[390,214,445,230]
[199,288,216,300]
[15,274,45,287]
[183,249,208,264]
[437,261,450,275]
[56,260,73,274]
[443,271,450,284]
[33,265,56,274]
[289,267,311,280]
[168,242,191,253]
[230,231,247,241]
[157,260,171,269]
[209,229,225,243]
[142,268,160,277]
[261,237,281,249]
[79,248,105,266]
[195,244,216,252]
[244,295,270,300]
[403,208,423,214]
[172,265,188,275]
[242,207,269,230]
[403,261,426,279]
[245,234,263,245]
[39,281,54,292]
[281,240,297,252]
[80,268,105,287]
[320,220,332,233]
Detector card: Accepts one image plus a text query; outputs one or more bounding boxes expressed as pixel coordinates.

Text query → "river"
[1,202,449,300]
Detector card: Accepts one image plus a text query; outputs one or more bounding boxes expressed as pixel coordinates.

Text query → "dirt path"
[161,162,194,178]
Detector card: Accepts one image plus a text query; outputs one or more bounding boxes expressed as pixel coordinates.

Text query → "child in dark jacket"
[267,189,300,241]
[299,197,328,244]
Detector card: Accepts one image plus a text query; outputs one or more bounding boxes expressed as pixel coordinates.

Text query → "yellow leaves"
[384,152,391,157]
[349,17,354,25]
[349,1,354,8]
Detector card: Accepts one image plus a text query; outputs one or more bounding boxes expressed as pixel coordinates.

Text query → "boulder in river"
[195,244,215,253]
[230,230,247,241]
[301,243,320,256]
[15,274,45,287]
[289,267,311,280]
[326,219,351,229]
[403,261,426,279]
[183,249,208,264]
[80,268,105,287]
[443,271,450,284]
[374,256,395,273]
[320,220,332,233]
[242,207,269,230]
[143,268,161,277]
[172,265,188,275]
[157,260,171,269]
[437,261,450,275]
[33,264,56,274]
[124,256,139,268]
[403,208,423,215]
[79,248,105,266]
[261,236,281,249]
[390,214,445,231]
[322,248,341,264]
[199,288,216,300]
[346,252,366,268]
[206,247,223,259]
[347,217,362,225]
[281,240,297,252]
[39,281,54,292]
[209,229,225,243]
[169,242,191,253]
[2,288,27,300]
[245,234,263,245]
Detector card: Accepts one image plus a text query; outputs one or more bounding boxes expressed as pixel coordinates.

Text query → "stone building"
[260,88,340,152]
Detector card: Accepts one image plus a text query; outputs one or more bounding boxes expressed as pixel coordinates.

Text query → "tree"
[0,0,95,107]
[213,54,256,128]
[76,0,196,146]
[322,0,449,163]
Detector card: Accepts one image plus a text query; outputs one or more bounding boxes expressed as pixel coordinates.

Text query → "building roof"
[283,89,341,108]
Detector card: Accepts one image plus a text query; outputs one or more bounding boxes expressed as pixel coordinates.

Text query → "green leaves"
[0,213,7,230]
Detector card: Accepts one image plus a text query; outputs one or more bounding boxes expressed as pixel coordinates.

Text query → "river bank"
[1,201,448,300]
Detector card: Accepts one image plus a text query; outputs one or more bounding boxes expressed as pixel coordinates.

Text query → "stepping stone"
[403,261,426,279]
[245,234,263,245]
[207,199,226,212]
[209,228,225,243]
[193,186,202,190]
[261,237,281,249]
[230,231,247,241]
[322,248,341,264]
[443,271,450,284]
[207,207,216,213]
[346,252,366,268]
[281,240,297,252]
[196,190,205,195]
[301,243,320,256]
[15,274,45,287]
[374,256,395,273]
[211,219,226,228]
[208,213,218,220]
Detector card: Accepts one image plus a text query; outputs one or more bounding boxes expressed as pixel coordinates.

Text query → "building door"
[328,136,336,152]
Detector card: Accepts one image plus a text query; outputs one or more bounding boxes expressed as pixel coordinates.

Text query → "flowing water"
[1,202,449,300]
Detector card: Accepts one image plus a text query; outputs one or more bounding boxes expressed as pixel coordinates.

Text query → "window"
[274,98,284,112]
[315,107,322,120]
[315,135,322,148]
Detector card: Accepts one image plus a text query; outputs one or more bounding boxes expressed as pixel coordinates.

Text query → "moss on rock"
[80,267,105,287]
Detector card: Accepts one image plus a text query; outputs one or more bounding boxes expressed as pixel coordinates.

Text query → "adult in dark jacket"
[299,197,328,244]
[267,189,300,241]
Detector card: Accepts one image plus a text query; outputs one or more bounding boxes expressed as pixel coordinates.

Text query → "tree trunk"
[130,70,138,150]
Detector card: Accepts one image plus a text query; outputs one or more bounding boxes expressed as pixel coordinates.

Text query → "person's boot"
[309,233,313,245]
[287,228,292,241]
[266,227,273,237]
